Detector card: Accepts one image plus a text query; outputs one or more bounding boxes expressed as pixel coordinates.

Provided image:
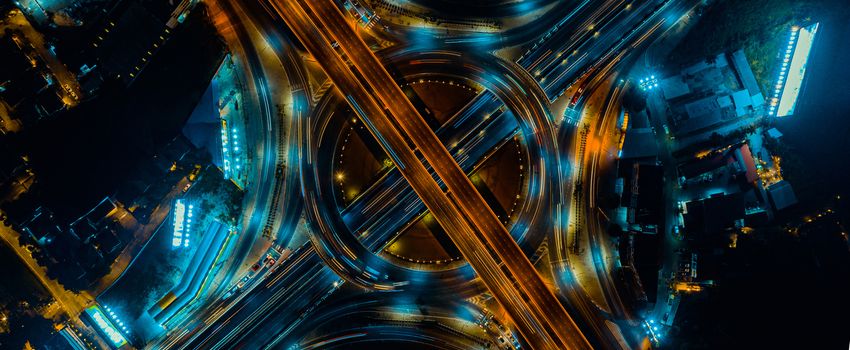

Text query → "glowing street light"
[172,199,194,248]
[639,74,659,91]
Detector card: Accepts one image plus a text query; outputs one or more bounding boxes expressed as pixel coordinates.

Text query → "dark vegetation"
[668,0,822,93]
[5,4,225,222]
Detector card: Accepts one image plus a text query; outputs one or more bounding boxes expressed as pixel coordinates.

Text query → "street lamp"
[639,75,659,91]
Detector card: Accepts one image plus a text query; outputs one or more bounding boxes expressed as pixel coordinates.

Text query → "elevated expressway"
[283,293,502,350]
[154,0,701,348]
[275,0,590,349]
[163,48,562,349]
[304,49,554,295]
[291,0,700,348]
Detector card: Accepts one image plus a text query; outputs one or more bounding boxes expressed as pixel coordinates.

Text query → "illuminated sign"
[173,199,185,247]
[221,119,242,180]
[221,119,230,176]
[770,23,819,117]
[172,199,194,248]
[85,306,128,347]
[185,203,192,248]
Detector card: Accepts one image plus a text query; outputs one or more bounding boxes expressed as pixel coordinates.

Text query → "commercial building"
[677,142,758,187]
[64,0,202,89]
[0,33,66,125]
[767,180,797,211]
[683,192,746,242]
[20,206,62,245]
[770,23,820,117]
[620,163,664,231]
[659,50,765,138]
[619,110,659,162]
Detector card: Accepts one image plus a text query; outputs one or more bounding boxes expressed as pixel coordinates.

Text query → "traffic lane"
[347,108,516,247]
[387,83,581,347]
[398,0,589,50]
[301,0,510,273]
[211,0,282,296]
[518,0,620,69]
[180,245,324,349]
[287,1,589,347]
[483,56,622,347]
[340,92,501,226]
[227,265,337,349]
[305,50,559,294]
[483,6,644,348]
[529,0,683,102]
[299,326,476,350]
[568,2,700,326]
[276,0,474,256]
[179,249,316,347]
[278,1,571,347]
[434,25,672,340]
[553,96,629,348]
[495,0,595,47]
[539,0,657,98]
[281,294,498,349]
[555,63,657,344]
[367,40,576,350]
[584,82,632,319]
[396,55,561,245]
[271,0,497,278]
[575,0,693,80]
[407,0,560,18]
[357,125,516,251]
[526,0,626,74]
[460,59,600,344]
[341,93,504,234]
[235,0,310,246]
[176,0,644,348]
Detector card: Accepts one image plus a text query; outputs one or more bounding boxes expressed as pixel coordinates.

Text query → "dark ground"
[0,0,228,342]
[3,4,225,223]
[666,0,850,348]
[0,242,54,349]
[672,221,850,350]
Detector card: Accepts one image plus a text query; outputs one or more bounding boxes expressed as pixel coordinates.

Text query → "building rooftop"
[96,2,165,82]
[766,127,784,139]
[0,36,34,83]
[684,192,746,237]
[621,128,658,160]
[621,163,664,226]
[735,144,759,183]
[678,151,729,179]
[731,89,754,117]
[729,49,763,99]
[633,164,664,226]
[22,206,62,243]
[767,180,797,211]
[633,233,660,303]
[682,53,728,76]
[676,95,734,134]
[660,75,691,101]
[665,49,766,138]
